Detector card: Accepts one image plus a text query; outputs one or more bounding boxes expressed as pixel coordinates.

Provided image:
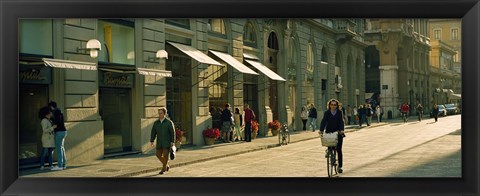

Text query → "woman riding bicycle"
[319,99,345,173]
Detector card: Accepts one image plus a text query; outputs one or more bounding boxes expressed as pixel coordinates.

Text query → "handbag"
[169,146,176,160]
[320,131,338,147]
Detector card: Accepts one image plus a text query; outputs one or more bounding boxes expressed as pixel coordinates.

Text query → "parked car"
[444,103,459,115]
[430,104,447,117]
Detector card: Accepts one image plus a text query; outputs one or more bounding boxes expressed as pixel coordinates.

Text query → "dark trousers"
[245,123,252,142]
[347,116,351,125]
[337,135,343,168]
[301,119,307,130]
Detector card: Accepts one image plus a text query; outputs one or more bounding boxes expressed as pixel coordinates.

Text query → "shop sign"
[19,66,51,84]
[99,71,133,88]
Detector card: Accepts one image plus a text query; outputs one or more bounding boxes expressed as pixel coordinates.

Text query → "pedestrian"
[38,106,56,170]
[338,102,348,125]
[353,106,358,125]
[48,101,67,171]
[308,103,318,132]
[380,105,385,122]
[244,104,256,142]
[319,99,346,173]
[376,105,381,123]
[365,104,372,126]
[358,105,366,127]
[221,103,234,143]
[401,102,410,123]
[416,104,424,121]
[432,104,439,122]
[232,108,243,142]
[150,108,175,175]
[300,106,309,131]
[346,105,353,125]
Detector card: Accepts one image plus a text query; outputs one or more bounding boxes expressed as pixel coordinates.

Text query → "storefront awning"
[137,68,172,77]
[209,50,258,75]
[449,93,462,99]
[244,60,286,81]
[167,42,222,66]
[43,58,97,70]
[243,53,260,60]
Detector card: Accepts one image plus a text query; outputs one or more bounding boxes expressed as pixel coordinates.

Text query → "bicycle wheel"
[278,131,282,145]
[332,150,338,175]
[286,131,290,144]
[327,148,334,177]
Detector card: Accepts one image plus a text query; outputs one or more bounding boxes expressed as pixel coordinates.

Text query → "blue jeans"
[55,131,67,167]
[39,147,54,167]
[308,117,317,131]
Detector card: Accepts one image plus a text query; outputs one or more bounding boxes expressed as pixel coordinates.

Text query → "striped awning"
[245,60,286,81]
[137,68,172,77]
[167,42,222,66]
[209,50,258,75]
[43,58,97,70]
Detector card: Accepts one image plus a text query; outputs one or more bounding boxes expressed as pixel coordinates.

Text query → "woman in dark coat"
[319,99,346,173]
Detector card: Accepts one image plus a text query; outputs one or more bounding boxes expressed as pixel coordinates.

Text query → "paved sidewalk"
[20,118,402,177]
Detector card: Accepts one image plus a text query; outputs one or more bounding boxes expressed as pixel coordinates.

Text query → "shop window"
[98,19,135,65]
[165,19,190,29]
[19,19,53,56]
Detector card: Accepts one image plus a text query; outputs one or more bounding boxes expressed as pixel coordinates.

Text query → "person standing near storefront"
[150,108,175,175]
[376,105,382,123]
[221,103,234,143]
[353,106,358,125]
[308,103,318,132]
[244,104,256,142]
[365,104,372,126]
[48,101,67,171]
[346,105,353,125]
[233,108,243,142]
[300,106,309,131]
[38,106,56,170]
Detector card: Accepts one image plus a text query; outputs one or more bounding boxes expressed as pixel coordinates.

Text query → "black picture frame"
[1,0,478,195]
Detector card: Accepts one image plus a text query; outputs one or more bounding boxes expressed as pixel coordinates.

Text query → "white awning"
[243,53,260,60]
[98,68,136,74]
[167,42,222,66]
[244,60,286,81]
[137,68,172,77]
[449,93,461,99]
[43,58,97,70]
[209,50,258,75]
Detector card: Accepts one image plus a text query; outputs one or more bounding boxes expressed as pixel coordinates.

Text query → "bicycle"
[402,112,408,123]
[320,131,339,177]
[278,123,290,146]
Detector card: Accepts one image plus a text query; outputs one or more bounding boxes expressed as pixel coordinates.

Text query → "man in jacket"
[48,101,67,171]
[244,104,256,142]
[308,103,318,132]
[150,108,175,175]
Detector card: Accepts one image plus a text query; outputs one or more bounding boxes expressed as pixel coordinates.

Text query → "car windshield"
[445,104,455,108]
[439,105,445,109]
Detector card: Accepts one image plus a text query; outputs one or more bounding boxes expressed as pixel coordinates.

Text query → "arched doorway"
[267,32,279,120]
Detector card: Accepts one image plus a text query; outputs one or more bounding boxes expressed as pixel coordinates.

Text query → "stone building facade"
[364,19,431,117]
[19,18,367,166]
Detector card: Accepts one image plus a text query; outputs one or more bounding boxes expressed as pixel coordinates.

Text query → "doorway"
[19,84,49,165]
[99,88,132,154]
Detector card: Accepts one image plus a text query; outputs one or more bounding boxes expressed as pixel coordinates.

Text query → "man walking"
[244,104,255,142]
[308,103,318,132]
[150,108,175,175]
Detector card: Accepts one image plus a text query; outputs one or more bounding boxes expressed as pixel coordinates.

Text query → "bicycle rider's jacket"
[401,104,410,113]
[320,109,345,134]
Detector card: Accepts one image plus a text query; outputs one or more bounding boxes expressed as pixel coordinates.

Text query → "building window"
[208,19,226,35]
[451,28,459,40]
[19,19,53,56]
[98,20,135,65]
[434,29,441,40]
[165,19,190,29]
[244,22,257,47]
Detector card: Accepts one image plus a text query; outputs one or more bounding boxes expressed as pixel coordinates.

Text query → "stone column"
[375,32,401,118]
